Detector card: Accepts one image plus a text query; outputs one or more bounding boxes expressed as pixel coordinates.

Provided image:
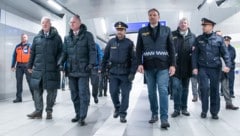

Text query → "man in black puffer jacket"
[27,17,62,120]
[170,17,196,118]
[58,15,96,126]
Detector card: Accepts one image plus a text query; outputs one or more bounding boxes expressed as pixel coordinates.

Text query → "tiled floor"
[0,73,239,136]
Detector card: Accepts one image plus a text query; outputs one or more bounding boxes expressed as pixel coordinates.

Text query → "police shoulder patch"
[172,36,178,40]
[142,32,150,36]
[111,47,117,49]
[198,40,204,44]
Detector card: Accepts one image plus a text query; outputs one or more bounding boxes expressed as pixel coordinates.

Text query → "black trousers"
[15,63,33,100]
[198,67,221,115]
[90,69,99,98]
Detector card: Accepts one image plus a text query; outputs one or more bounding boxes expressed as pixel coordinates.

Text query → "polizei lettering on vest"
[143,51,168,56]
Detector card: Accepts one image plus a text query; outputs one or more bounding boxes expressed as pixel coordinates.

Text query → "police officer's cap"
[114,21,128,29]
[201,18,216,26]
[224,36,232,41]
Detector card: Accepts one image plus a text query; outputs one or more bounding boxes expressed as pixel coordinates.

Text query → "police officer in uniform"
[11,34,33,103]
[102,21,137,123]
[192,18,231,119]
[223,36,236,98]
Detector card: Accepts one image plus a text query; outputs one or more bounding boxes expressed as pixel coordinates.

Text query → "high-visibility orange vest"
[16,45,30,63]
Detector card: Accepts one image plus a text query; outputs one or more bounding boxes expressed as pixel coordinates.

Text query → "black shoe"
[201,112,207,118]
[94,97,98,104]
[120,116,127,123]
[212,115,219,120]
[104,92,107,96]
[13,99,22,103]
[231,95,235,98]
[79,119,86,126]
[99,93,103,97]
[226,104,239,110]
[171,111,180,118]
[113,110,119,118]
[27,111,42,119]
[71,116,79,122]
[192,96,198,102]
[148,115,158,123]
[182,110,190,116]
[46,112,52,120]
[161,121,170,129]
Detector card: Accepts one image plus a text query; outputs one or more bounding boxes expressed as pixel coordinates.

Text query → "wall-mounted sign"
[110,21,167,35]
[126,21,166,33]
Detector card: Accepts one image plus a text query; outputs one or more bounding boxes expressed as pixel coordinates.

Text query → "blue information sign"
[126,21,166,33]
[110,21,166,35]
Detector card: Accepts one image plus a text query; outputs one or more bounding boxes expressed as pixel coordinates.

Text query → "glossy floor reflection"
[0,73,239,136]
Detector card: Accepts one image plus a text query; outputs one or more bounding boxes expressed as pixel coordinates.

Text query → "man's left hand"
[223,67,230,73]
[169,66,175,76]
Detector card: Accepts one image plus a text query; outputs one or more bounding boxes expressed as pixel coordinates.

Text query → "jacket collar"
[147,22,160,41]
[69,24,87,37]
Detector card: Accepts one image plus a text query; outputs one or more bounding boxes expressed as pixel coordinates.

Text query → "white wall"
[0,10,41,34]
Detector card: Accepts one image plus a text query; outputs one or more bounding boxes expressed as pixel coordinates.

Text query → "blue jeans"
[172,77,190,112]
[145,69,169,122]
[69,76,90,120]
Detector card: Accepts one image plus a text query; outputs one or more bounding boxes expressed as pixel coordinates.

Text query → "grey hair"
[21,33,28,37]
[41,16,51,24]
[179,17,189,25]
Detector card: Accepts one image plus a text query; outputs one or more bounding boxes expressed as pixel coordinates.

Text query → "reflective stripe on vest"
[16,46,30,63]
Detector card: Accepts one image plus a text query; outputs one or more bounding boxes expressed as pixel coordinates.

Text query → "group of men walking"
[11,8,238,129]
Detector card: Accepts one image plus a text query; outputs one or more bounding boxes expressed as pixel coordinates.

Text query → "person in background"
[136,8,176,129]
[215,31,238,110]
[223,36,236,98]
[99,47,109,97]
[220,55,239,110]
[90,43,103,103]
[27,17,62,120]
[11,33,34,103]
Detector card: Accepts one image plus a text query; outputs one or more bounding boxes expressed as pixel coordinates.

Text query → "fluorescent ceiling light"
[179,11,184,20]
[101,18,107,35]
[47,0,62,11]
[207,0,214,4]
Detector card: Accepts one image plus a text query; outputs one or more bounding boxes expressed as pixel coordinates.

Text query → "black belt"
[17,62,28,65]
[111,63,129,68]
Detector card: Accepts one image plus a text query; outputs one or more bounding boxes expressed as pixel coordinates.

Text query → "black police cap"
[114,21,128,29]
[224,36,232,41]
[201,18,216,26]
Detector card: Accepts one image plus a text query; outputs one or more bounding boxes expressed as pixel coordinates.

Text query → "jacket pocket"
[30,70,42,90]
